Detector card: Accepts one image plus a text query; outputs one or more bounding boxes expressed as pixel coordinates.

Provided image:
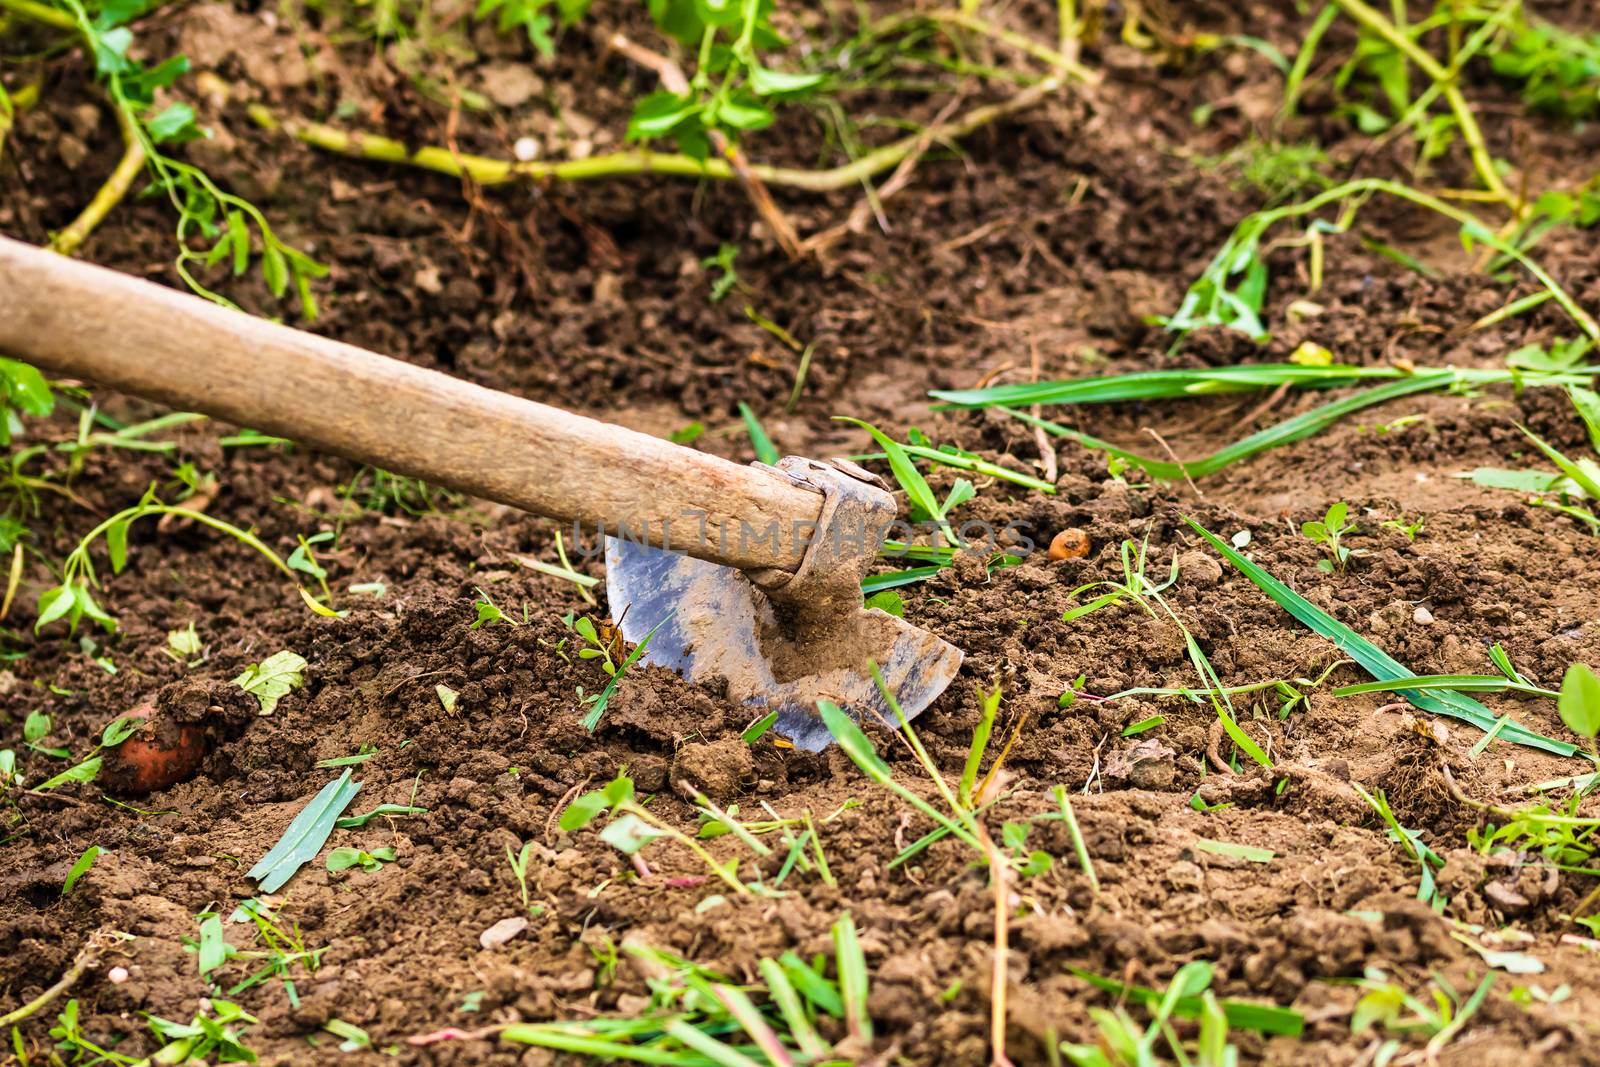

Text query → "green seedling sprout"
[505,840,539,915]
[558,772,751,895]
[1301,500,1360,573]
[326,846,396,873]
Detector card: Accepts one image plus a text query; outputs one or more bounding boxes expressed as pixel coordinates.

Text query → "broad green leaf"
[749,66,823,96]
[37,756,102,791]
[106,519,130,574]
[863,589,904,617]
[1458,467,1569,494]
[246,769,362,893]
[24,709,49,743]
[1559,663,1600,740]
[34,584,76,632]
[0,357,54,416]
[598,812,666,854]
[325,847,364,872]
[197,913,229,974]
[558,789,612,832]
[227,211,250,276]
[62,845,102,894]
[145,102,197,143]
[233,650,308,715]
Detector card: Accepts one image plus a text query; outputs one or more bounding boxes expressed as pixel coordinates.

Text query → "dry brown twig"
[602,29,804,261]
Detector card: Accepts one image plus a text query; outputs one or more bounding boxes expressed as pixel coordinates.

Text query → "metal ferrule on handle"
[0,236,823,572]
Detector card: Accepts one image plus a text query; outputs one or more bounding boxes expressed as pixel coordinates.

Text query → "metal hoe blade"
[605,539,963,750]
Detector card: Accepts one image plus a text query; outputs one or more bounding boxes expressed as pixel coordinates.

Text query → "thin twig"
[1029,337,1057,484]
[799,95,963,255]
[0,928,114,1027]
[1140,427,1201,496]
[602,29,803,261]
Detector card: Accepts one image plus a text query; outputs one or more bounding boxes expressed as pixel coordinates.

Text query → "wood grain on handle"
[0,237,821,572]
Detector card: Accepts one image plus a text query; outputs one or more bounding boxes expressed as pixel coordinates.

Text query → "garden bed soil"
[4,1,1600,1064]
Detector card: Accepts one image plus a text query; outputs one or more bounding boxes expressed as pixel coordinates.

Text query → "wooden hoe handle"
[0,236,821,572]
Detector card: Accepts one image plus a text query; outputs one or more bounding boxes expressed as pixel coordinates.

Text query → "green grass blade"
[247,770,364,893]
[1008,372,1456,481]
[1183,518,1576,756]
[835,417,956,542]
[1334,676,1553,697]
[832,912,873,1043]
[738,403,780,466]
[860,566,944,594]
[1519,425,1600,499]
[1065,968,1303,1036]
[758,959,828,1061]
[502,1023,703,1064]
[928,363,1402,408]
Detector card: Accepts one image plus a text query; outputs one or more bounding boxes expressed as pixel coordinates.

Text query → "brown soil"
[5,2,1600,1065]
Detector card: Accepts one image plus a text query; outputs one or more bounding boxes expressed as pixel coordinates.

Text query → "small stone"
[414,266,443,295]
[593,272,623,305]
[1413,606,1434,625]
[479,916,529,949]
[1048,528,1091,561]
[513,136,541,162]
[480,63,543,109]
[1177,550,1223,587]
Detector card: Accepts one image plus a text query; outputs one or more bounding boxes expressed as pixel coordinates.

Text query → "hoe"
[0,237,962,749]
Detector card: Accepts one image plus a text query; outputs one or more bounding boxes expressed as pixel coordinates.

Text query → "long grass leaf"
[834,417,955,541]
[247,770,364,893]
[929,364,1403,408]
[832,913,873,1042]
[1519,425,1600,499]
[1065,968,1304,1036]
[1183,518,1575,755]
[738,403,780,466]
[1008,372,1454,481]
[757,959,828,1060]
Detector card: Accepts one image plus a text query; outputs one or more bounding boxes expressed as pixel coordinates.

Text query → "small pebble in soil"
[1413,605,1434,624]
[1176,550,1223,586]
[1048,528,1091,560]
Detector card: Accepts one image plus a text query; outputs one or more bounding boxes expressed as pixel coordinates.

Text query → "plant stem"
[602,29,804,261]
[626,804,750,896]
[1329,0,1512,207]
[0,928,112,1027]
[0,0,75,31]
[48,104,146,256]
[248,75,1062,194]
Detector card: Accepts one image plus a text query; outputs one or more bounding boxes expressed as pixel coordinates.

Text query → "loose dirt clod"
[670,739,754,803]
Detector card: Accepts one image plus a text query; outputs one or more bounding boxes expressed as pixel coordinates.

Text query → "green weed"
[1300,500,1360,573]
